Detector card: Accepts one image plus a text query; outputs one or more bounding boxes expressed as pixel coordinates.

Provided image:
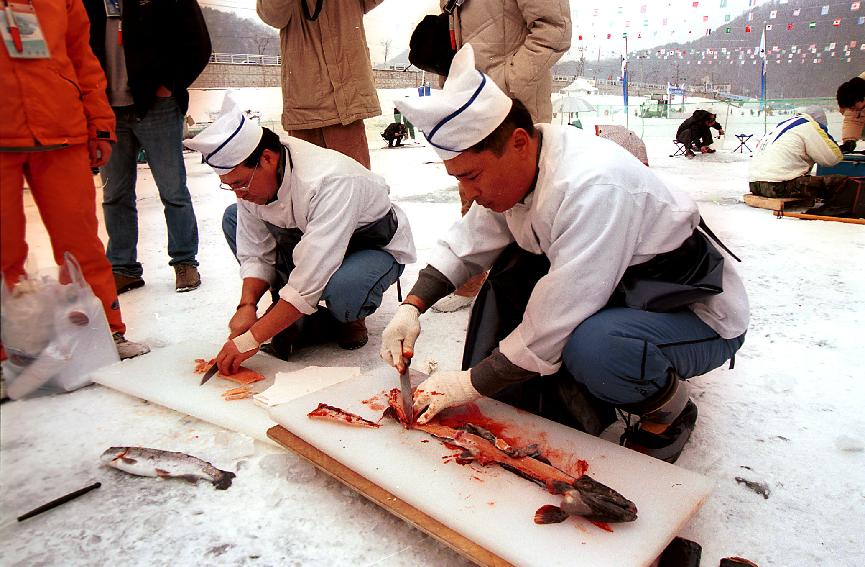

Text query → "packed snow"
[1,89,863,567]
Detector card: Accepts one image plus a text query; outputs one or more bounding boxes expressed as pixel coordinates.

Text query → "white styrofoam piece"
[269,367,713,567]
[91,341,307,445]
[253,366,361,407]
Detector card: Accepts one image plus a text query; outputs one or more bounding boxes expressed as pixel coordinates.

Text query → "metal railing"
[209,53,281,66]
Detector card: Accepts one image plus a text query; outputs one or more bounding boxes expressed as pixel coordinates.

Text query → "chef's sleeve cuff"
[407,265,456,310]
[470,349,540,397]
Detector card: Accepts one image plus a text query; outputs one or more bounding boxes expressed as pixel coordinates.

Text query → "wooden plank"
[743,193,812,211]
[267,425,513,567]
[774,211,865,225]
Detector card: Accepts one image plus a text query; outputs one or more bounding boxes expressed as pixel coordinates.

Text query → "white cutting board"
[92,341,301,445]
[269,370,713,567]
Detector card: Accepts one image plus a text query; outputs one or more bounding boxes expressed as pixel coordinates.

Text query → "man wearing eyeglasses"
[185,96,416,374]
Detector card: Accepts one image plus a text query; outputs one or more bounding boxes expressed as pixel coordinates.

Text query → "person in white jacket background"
[380,45,749,464]
[748,106,843,199]
[186,96,416,374]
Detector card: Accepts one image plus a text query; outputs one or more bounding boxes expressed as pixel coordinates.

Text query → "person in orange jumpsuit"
[0,0,148,359]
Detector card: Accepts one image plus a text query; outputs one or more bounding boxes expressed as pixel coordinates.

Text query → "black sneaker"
[621,400,698,464]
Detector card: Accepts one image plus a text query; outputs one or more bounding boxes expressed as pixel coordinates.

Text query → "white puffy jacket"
[749,113,843,183]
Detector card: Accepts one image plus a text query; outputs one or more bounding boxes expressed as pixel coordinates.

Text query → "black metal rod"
[17,482,101,522]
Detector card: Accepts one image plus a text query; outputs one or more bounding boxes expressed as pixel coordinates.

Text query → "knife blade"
[399,357,413,427]
[199,363,219,386]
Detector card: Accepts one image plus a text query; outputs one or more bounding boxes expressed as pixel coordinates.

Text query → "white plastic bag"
[1,253,119,399]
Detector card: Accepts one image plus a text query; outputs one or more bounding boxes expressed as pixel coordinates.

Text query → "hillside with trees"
[554,0,861,98]
[201,7,280,56]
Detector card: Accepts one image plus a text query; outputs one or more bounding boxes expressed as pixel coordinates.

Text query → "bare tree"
[380,39,392,66]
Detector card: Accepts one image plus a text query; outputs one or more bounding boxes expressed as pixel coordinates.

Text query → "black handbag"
[408,13,455,76]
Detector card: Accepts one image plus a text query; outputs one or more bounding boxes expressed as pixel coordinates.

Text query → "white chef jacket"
[430,124,750,375]
[235,137,416,315]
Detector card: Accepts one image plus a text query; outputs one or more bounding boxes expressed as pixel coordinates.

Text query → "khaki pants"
[288,120,371,169]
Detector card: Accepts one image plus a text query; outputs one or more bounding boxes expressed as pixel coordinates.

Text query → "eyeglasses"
[219,163,258,192]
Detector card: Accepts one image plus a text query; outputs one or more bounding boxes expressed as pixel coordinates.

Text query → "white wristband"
[232,330,260,353]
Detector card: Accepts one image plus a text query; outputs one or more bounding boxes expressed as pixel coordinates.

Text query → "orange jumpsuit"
[0,0,124,334]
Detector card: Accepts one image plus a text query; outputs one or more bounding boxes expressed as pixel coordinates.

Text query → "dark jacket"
[677,109,722,142]
[83,0,211,116]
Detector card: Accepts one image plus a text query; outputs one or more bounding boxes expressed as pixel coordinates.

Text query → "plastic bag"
[1,253,119,399]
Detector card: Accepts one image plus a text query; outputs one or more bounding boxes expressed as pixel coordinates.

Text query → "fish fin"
[120,457,138,465]
[212,470,236,490]
[534,505,569,524]
[155,468,171,478]
[177,475,202,484]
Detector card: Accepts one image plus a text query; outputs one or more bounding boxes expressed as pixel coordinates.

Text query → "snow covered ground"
[1,89,863,566]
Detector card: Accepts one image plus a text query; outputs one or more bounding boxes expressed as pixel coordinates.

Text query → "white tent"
[562,77,598,96]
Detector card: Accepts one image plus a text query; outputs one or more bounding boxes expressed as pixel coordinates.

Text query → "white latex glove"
[414,370,481,424]
[380,304,420,372]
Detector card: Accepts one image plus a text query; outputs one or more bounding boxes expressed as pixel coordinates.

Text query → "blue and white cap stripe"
[184,92,264,174]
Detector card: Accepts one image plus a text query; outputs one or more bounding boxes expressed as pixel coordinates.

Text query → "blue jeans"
[561,307,746,406]
[102,97,199,277]
[222,203,402,321]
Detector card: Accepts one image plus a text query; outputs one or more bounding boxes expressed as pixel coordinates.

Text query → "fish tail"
[212,470,236,490]
[534,504,569,524]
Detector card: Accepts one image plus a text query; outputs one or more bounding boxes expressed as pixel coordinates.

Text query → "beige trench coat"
[257,0,383,130]
[443,0,571,123]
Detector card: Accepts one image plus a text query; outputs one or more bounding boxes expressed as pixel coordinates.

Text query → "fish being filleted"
[100,447,236,490]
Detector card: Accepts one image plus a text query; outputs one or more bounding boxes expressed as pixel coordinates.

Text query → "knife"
[200,363,219,386]
[399,356,413,427]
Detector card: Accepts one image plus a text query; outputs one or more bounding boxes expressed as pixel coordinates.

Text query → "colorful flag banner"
[821,5,829,15]
[833,18,841,25]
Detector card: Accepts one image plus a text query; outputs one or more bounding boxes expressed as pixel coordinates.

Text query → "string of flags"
[573,0,864,42]
[622,38,863,67]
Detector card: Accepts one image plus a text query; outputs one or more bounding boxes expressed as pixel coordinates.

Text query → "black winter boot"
[619,373,697,464]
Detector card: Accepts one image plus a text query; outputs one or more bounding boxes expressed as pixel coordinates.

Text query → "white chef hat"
[185,91,263,174]
[395,44,512,160]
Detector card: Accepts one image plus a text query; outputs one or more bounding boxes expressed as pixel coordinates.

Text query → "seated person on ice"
[379,45,749,464]
[836,73,865,153]
[185,95,416,374]
[748,106,843,199]
[676,109,724,157]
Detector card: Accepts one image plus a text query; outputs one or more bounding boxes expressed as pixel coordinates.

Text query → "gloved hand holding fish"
[100,447,236,490]
[413,369,481,424]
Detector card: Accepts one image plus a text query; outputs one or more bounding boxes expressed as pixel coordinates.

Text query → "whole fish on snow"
[101,447,236,490]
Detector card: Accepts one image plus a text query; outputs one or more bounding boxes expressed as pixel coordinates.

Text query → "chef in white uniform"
[380,45,749,462]
[186,95,416,374]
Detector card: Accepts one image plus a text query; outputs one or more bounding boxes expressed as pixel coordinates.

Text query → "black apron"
[263,208,399,288]
[462,220,733,434]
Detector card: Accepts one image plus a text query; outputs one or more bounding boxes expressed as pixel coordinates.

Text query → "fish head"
[100,447,129,464]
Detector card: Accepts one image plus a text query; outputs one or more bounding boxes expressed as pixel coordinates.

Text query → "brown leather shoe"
[174,263,201,292]
[114,272,145,294]
[337,318,368,350]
